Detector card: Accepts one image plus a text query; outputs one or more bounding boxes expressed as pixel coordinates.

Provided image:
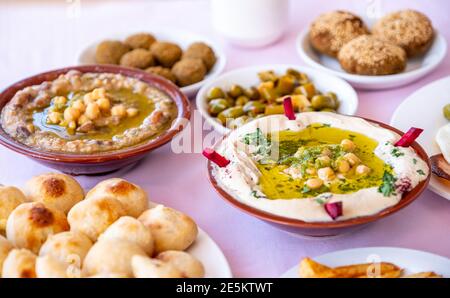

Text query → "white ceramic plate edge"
[196,64,359,134]
[280,247,450,278]
[189,228,233,278]
[296,28,447,90]
[390,75,450,200]
[77,28,227,98]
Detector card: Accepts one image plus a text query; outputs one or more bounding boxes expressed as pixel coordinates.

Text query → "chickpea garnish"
[111,104,127,118]
[97,97,110,111]
[72,100,86,113]
[343,153,361,166]
[53,96,67,107]
[83,93,95,105]
[316,155,331,167]
[306,178,323,190]
[47,111,63,124]
[77,114,89,126]
[337,159,351,173]
[64,107,81,122]
[355,164,371,176]
[340,139,356,152]
[126,108,139,117]
[86,102,101,120]
[91,88,106,100]
[318,167,336,181]
[306,168,317,175]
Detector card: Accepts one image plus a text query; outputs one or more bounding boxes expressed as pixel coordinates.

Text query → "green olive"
[244,87,260,100]
[444,104,450,121]
[208,98,229,116]
[258,70,277,82]
[265,105,285,115]
[298,83,316,98]
[243,101,266,117]
[276,75,296,96]
[228,84,244,98]
[207,87,225,101]
[286,68,301,79]
[311,95,335,110]
[217,106,245,124]
[235,95,250,106]
[225,96,235,107]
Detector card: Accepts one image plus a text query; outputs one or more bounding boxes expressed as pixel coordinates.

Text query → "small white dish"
[188,228,233,278]
[78,29,226,98]
[296,28,447,90]
[281,247,450,278]
[196,64,358,134]
[391,76,450,200]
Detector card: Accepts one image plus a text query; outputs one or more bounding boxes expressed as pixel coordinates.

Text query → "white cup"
[211,0,289,48]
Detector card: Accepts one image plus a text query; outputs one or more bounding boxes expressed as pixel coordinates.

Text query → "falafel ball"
[372,10,434,57]
[183,42,216,71]
[120,49,155,69]
[338,35,406,75]
[95,41,131,65]
[150,41,182,68]
[309,11,369,57]
[124,33,157,50]
[145,66,177,83]
[171,58,206,87]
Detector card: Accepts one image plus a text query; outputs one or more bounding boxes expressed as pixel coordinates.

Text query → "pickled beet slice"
[202,148,230,167]
[283,97,296,120]
[394,127,423,147]
[324,201,343,220]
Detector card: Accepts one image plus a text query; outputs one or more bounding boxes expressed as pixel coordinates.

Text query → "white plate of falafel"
[296,10,447,90]
[78,29,226,98]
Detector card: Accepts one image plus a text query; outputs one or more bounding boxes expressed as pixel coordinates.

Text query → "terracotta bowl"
[0,65,191,175]
[207,118,431,238]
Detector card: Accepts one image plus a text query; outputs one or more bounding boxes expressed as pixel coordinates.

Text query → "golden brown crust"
[145,66,177,83]
[29,204,54,227]
[172,58,206,87]
[309,10,369,57]
[150,42,182,68]
[338,35,406,75]
[124,33,156,50]
[183,42,217,71]
[42,177,66,198]
[95,40,131,65]
[373,10,434,57]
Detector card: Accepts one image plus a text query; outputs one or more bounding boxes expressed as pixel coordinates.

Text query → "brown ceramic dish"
[0,65,191,175]
[207,118,431,237]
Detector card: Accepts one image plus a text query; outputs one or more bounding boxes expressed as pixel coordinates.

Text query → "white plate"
[391,76,450,200]
[296,28,447,90]
[196,64,358,134]
[77,29,226,98]
[281,247,450,278]
[188,228,233,278]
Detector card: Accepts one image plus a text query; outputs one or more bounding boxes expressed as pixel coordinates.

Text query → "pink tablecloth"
[0,0,449,277]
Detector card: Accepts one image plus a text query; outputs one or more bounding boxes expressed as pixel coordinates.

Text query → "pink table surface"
[0,0,450,277]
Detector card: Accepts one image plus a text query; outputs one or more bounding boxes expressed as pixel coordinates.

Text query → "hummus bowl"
[0,65,190,175]
[207,113,430,237]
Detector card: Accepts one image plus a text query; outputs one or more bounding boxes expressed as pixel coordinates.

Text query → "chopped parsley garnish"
[242,128,271,156]
[391,148,404,158]
[417,169,426,176]
[251,190,266,199]
[378,171,397,197]
[301,185,311,193]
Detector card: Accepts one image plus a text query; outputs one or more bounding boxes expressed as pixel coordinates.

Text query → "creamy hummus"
[1,71,177,154]
[212,113,429,222]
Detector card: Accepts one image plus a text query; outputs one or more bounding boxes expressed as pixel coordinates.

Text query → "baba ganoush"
[212,113,429,222]
[0,71,177,154]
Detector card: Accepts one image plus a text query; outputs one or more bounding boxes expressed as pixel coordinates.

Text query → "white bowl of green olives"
[196,64,358,134]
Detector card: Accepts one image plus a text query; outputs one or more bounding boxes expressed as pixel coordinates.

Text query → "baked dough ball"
[24,173,84,214]
[99,216,154,255]
[309,10,369,57]
[68,196,126,242]
[0,235,13,277]
[120,49,155,69]
[373,10,434,57]
[124,33,156,50]
[172,58,207,87]
[183,42,217,71]
[83,238,146,277]
[86,178,148,218]
[145,66,177,83]
[157,250,205,278]
[150,41,182,67]
[39,231,92,266]
[95,40,131,65]
[2,249,37,278]
[138,205,198,253]
[0,185,27,233]
[132,255,183,278]
[6,202,69,253]
[35,254,72,278]
[338,35,406,75]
